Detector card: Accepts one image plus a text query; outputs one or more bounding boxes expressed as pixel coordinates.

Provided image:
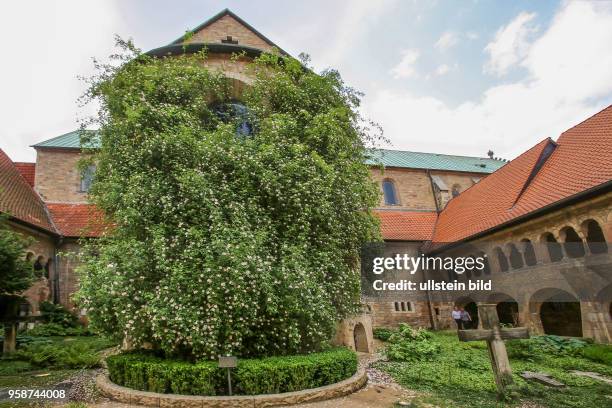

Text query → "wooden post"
[3,323,17,354]
[457,303,529,398]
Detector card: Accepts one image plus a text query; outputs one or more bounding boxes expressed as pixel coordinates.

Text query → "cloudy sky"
[2,0,612,162]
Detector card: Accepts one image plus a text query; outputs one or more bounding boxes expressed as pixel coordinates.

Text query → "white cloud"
[390,49,420,79]
[434,63,457,76]
[435,31,459,51]
[366,1,612,159]
[484,11,537,76]
[0,0,123,162]
[466,31,479,40]
[313,0,398,68]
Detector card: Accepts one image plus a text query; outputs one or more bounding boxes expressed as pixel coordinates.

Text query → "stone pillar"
[3,324,17,354]
[581,301,611,343]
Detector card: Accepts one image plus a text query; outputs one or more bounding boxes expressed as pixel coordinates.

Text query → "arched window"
[561,226,585,258]
[584,220,608,254]
[451,184,461,198]
[80,164,96,192]
[382,180,399,205]
[543,232,563,262]
[495,247,509,272]
[508,244,524,269]
[213,101,253,136]
[521,239,537,266]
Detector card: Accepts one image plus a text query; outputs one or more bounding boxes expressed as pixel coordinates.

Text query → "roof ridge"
[436,137,551,218]
[369,147,502,161]
[557,104,612,140]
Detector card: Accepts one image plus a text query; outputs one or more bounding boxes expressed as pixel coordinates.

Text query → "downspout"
[425,169,439,330]
[53,237,63,305]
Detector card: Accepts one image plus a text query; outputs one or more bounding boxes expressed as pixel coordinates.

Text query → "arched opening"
[521,239,537,266]
[495,247,509,272]
[508,244,524,269]
[583,219,608,254]
[542,233,563,262]
[382,179,399,205]
[455,297,478,329]
[353,323,369,353]
[531,289,582,337]
[561,226,585,258]
[489,293,519,326]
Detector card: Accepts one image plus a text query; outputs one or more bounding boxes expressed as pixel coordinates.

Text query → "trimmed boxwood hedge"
[106,347,357,396]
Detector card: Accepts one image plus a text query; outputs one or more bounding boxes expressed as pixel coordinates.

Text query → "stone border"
[96,368,367,407]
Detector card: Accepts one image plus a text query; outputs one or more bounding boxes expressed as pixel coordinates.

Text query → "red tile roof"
[14,162,35,187]
[46,203,109,238]
[374,210,438,241]
[0,149,55,232]
[433,105,612,243]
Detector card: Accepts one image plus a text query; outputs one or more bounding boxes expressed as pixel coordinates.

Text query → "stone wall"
[34,148,88,203]
[8,221,55,315]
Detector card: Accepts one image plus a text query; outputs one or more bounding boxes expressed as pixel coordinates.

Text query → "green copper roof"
[32,130,99,149]
[32,131,506,174]
[366,149,506,174]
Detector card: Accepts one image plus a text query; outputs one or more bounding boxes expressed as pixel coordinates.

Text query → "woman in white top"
[452,306,463,330]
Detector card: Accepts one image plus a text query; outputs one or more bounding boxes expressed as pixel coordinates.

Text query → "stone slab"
[520,371,565,387]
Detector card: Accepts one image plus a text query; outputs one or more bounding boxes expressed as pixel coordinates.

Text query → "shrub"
[373,328,394,341]
[581,344,612,365]
[39,301,79,328]
[384,324,439,362]
[106,347,357,396]
[26,322,95,337]
[77,39,382,359]
[15,342,100,368]
[507,335,588,361]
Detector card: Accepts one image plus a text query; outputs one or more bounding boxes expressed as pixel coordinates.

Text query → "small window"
[80,164,96,192]
[394,302,400,312]
[451,184,461,197]
[383,180,399,205]
[393,301,412,312]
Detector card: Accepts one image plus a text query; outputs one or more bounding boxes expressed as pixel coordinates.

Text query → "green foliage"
[26,322,94,337]
[507,335,588,362]
[384,324,439,362]
[0,216,34,295]
[373,327,395,341]
[380,330,612,408]
[0,360,33,376]
[38,301,79,327]
[77,39,381,359]
[581,344,612,365]
[107,347,357,395]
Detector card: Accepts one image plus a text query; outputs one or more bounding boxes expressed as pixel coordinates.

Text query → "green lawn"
[379,331,612,408]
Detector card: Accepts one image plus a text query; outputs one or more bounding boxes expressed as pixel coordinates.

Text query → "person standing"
[461,307,472,329]
[452,306,463,330]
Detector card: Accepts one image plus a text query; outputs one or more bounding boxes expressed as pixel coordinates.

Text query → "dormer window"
[213,101,253,137]
[382,179,399,205]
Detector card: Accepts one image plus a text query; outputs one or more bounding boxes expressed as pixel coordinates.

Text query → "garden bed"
[106,347,358,396]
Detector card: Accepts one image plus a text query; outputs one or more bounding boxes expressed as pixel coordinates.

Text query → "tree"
[76,41,381,359]
[0,215,35,353]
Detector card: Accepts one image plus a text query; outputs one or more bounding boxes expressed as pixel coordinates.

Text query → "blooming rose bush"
[76,40,381,359]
